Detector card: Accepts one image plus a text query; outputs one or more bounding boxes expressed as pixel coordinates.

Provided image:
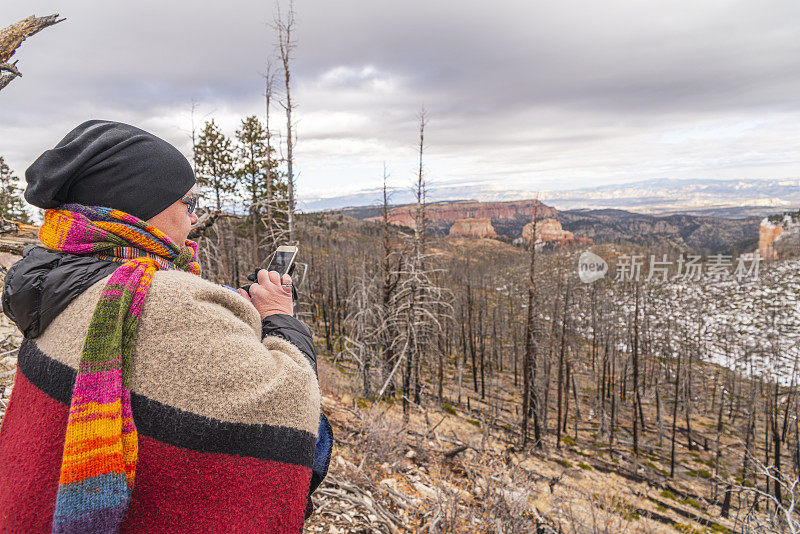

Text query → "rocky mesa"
[520,218,592,246]
[376,199,595,246]
[759,210,800,259]
[447,218,498,238]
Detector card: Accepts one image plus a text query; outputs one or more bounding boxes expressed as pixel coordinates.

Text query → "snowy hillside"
[575,257,800,382]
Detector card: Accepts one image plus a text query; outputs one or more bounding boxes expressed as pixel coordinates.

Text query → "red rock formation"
[370,198,592,245]
[448,218,498,238]
[522,218,574,244]
[385,199,558,229]
[759,219,784,260]
[759,213,800,259]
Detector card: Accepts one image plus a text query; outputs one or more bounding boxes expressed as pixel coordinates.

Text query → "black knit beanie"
[24,120,196,221]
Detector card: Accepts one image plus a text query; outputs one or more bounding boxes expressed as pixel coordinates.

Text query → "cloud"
[2,0,800,200]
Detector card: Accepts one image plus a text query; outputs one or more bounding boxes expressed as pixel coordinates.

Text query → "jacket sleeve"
[261,314,317,376]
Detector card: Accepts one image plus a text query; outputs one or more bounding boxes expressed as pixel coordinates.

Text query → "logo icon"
[578,251,608,283]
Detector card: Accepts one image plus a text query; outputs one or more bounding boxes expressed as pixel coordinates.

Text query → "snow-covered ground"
[573,258,800,383]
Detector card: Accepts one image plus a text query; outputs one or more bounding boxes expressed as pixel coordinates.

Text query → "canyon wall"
[758,219,784,259]
[759,211,800,259]
[385,199,558,229]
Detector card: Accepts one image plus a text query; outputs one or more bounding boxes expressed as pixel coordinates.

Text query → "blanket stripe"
[16,340,317,465]
[0,354,311,534]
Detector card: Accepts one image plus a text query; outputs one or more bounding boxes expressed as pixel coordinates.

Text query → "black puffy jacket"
[2,246,118,338]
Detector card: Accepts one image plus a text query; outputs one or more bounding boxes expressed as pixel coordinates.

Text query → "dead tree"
[670,338,682,477]
[0,14,64,92]
[522,200,542,448]
[736,447,800,534]
[401,108,426,421]
[556,277,570,449]
[461,280,475,394]
[343,265,382,396]
[380,165,401,392]
[254,60,291,252]
[393,108,451,423]
[632,282,641,471]
[275,1,297,243]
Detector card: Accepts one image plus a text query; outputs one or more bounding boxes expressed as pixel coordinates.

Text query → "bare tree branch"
[0,14,65,92]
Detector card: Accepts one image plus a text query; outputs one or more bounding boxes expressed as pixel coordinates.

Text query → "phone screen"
[267,251,295,275]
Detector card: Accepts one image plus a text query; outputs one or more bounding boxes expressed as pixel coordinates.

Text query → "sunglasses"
[180,195,197,214]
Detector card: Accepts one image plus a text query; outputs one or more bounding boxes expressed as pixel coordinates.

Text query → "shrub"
[673,523,703,534]
[442,403,457,415]
[697,470,712,479]
[682,497,702,510]
[610,495,639,521]
[592,493,640,521]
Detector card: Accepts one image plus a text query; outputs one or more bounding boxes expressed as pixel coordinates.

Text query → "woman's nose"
[189,212,199,225]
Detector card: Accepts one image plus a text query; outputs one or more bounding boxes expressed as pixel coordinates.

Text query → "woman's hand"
[237,270,293,319]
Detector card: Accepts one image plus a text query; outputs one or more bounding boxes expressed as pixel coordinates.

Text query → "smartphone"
[266,245,298,277]
[242,245,299,296]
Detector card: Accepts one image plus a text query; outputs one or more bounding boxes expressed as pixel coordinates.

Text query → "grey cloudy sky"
[3,0,800,207]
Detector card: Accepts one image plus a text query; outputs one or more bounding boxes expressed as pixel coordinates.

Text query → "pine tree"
[235,115,281,262]
[195,119,235,211]
[0,156,31,223]
[235,116,274,203]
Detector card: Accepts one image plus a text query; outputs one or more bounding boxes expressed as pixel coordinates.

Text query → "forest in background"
[182,103,800,531]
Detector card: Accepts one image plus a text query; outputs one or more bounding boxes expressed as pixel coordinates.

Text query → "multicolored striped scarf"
[38,204,201,534]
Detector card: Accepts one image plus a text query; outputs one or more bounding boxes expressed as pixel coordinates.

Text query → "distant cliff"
[523,217,569,241]
[559,209,760,254]
[448,218,498,238]
[759,210,800,259]
[348,199,760,253]
[520,218,592,247]
[380,199,558,231]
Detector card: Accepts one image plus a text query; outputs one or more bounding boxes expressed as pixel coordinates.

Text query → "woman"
[0,121,329,533]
